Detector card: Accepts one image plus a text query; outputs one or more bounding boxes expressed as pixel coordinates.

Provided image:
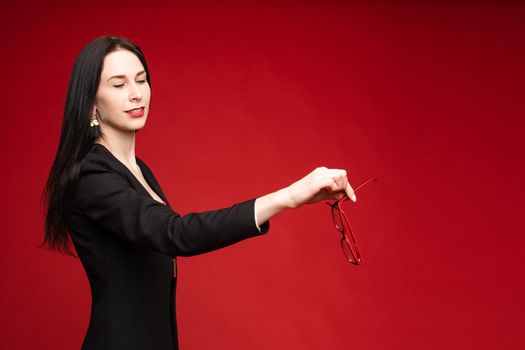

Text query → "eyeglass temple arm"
[325,178,379,205]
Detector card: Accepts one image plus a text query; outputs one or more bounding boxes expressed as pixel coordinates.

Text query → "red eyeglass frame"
[325,178,378,265]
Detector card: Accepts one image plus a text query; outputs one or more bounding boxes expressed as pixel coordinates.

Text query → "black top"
[66,143,270,350]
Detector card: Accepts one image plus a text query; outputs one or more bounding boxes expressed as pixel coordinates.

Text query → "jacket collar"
[91,143,170,207]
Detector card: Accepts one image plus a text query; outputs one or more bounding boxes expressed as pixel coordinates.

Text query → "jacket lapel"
[136,157,171,207]
[91,144,170,207]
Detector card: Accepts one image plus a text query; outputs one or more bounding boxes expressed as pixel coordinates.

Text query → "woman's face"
[94,49,151,135]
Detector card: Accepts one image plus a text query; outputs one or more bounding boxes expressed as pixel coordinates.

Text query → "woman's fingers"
[288,166,356,207]
[325,168,356,202]
[320,177,339,192]
[346,182,357,202]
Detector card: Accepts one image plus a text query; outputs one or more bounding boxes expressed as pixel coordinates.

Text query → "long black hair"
[40,36,152,257]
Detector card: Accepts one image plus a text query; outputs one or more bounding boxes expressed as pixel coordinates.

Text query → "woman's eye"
[113,80,146,88]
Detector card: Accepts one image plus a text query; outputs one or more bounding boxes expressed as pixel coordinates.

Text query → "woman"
[41,36,356,350]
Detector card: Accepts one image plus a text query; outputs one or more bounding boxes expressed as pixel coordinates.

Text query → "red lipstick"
[125,107,145,118]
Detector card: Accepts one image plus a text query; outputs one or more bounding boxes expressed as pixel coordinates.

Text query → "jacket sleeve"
[74,165,270,256]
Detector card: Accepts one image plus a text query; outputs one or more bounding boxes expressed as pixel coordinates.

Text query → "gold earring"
[90,113,100,138]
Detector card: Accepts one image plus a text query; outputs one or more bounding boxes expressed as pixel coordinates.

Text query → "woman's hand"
[284,167,356,209]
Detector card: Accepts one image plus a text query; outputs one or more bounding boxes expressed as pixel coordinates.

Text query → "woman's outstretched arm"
[255,167,356,226]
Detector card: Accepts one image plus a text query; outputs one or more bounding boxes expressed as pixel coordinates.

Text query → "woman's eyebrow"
[107,70,146,81]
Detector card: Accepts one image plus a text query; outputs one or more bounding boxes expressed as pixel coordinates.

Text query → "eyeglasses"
[326,178,378,265]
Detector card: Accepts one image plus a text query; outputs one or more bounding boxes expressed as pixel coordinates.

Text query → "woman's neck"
[95,131,138,170]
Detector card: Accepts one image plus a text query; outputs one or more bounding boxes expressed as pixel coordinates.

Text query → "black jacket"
[66,143,270,349]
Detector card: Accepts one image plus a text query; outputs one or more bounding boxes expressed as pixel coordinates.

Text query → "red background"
[1,1,524,349]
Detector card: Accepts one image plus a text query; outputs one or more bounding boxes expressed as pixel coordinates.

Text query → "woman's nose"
[129,83,142,101]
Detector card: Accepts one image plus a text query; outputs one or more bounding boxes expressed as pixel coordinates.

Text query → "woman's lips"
[125,107,145,118]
